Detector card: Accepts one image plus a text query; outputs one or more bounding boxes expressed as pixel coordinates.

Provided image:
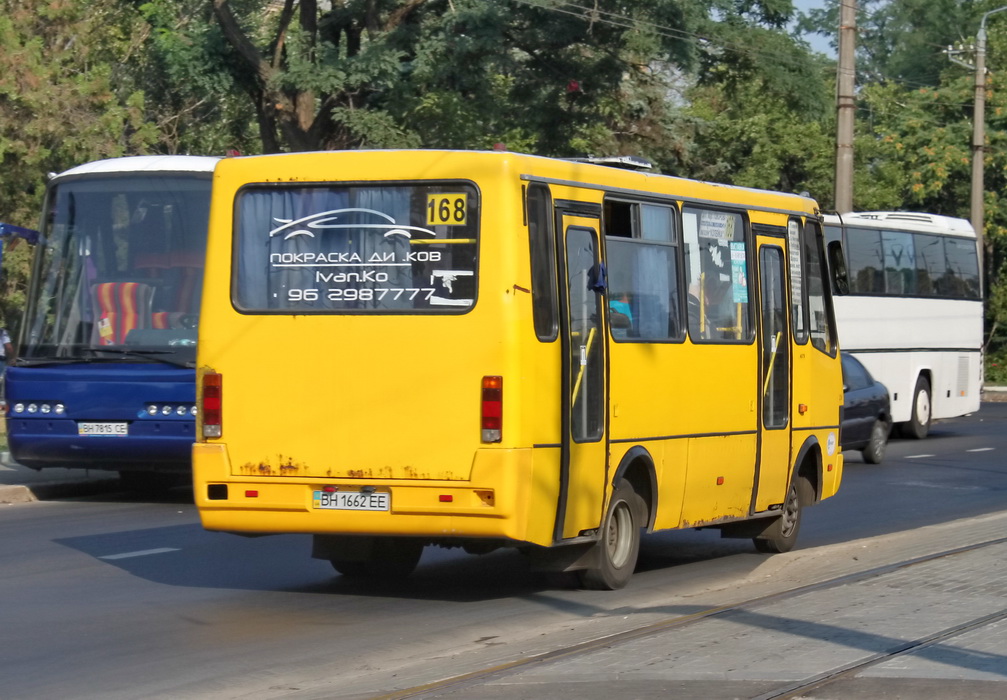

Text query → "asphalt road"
[1,404,1005,699]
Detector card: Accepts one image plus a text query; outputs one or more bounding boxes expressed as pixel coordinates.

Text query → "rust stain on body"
[237,455,306,477]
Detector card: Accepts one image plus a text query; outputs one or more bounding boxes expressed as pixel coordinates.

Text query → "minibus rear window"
[233,183,479,314]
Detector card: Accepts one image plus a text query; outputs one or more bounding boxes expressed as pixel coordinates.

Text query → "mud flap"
[524,541,598,573]
[717,516,780,539]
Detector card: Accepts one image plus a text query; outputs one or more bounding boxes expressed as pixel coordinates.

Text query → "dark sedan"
[841,352,892,464]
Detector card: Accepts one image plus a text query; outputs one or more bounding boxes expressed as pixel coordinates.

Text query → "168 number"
[426,194,467,226]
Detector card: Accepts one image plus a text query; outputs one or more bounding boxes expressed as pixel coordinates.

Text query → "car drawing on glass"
[841,352,892,464]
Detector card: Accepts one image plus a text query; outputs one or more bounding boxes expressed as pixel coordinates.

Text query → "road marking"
[902,481,983,491]
[905,454,935,459]
[967,447,995,452]
[99,547,180,560]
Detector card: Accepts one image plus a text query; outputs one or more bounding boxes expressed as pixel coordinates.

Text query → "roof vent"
[569,155,654,171]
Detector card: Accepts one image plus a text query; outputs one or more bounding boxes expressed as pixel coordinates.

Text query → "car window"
[842,354,871,391]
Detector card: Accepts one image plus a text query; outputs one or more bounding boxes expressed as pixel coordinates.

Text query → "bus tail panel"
[5,364,195,471]
[199,309,504,483]
[193,442,556,545]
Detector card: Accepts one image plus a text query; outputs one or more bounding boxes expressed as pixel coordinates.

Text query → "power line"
[510,0,1007,127]
[511,0,828,74]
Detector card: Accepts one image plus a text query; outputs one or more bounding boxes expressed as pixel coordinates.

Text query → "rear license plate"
[78,422,129,436]
[313,490,389,511]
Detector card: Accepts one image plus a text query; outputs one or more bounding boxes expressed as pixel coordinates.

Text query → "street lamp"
[970,6,1007,287]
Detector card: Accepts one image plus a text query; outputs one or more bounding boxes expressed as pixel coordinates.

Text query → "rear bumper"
[7,417,193,471]
[193,442,549,545]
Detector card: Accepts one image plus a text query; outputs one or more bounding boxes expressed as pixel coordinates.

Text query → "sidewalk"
[982,385,1007,401]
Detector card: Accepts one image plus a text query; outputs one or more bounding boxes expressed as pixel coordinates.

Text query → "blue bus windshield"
[21,173,212,365]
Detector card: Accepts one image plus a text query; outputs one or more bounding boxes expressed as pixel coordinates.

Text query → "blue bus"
[5,156,218,491]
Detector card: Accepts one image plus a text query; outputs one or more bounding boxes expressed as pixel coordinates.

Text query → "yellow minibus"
[194,150,845,589]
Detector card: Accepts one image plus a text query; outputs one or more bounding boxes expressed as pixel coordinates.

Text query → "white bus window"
[846,228,883,294]
[882,230,916,295]
[940,237,981,299]
[914,233,943,296]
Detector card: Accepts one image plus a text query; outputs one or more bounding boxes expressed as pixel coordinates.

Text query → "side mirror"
[828,240,850,295]
[0,221,41,246]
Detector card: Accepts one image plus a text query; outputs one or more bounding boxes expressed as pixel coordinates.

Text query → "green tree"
[673,3,835,199]
[0,0,159,330]
[212,0,813,157]
[798,0,980,87]
[679,77,835,199]
[130,0,260,155]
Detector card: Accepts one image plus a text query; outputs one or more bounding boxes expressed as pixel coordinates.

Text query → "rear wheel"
[329,538,424,579]
[902,376,932,440]
[862,419,889,464]
[753,477,805,554]
[578,481,644,590]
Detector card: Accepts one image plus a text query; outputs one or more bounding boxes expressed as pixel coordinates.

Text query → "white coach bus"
[824,212,982,438]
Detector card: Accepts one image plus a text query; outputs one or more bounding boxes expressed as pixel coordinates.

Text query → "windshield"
[233,182,479,313]
[19,173,211,365]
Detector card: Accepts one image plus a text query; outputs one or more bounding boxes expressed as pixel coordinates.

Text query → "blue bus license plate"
[78,422,129,436]
[313,490,389,511]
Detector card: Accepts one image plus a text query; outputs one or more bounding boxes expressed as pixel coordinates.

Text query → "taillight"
[202,372,222,438]
[481,375,502,443]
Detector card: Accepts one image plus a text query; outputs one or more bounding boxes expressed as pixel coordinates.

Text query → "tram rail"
[376,535,1007,700]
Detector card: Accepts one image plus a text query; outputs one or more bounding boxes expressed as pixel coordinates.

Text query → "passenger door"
[556,213,608,541]
[754,243,792,509]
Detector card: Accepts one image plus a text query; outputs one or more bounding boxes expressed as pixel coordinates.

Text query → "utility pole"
[972,8,1007,282]
[834,0,857,214]
[949,6,1007,288]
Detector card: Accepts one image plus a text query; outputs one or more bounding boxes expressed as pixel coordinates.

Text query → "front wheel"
[753,477,806,554]
[578,481,645,590]
[901,375,932,439]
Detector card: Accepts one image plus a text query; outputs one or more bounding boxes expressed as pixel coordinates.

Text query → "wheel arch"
[612,445,658,531]
[792,435,823,505]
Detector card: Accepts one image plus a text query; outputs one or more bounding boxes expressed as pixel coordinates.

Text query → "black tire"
[578,481,645,590]
[753,477,805,554]
[902,376,932,440]
[330,538,424,579]
[862,419,890,464]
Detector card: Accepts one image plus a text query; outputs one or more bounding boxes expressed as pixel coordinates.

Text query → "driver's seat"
[91,281,154,345]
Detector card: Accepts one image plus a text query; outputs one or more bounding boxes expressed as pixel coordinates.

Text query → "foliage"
[675,17,834,200]
[849,39,1007,300]
[0,0,159,331]
[131,0,260,155]
[208,0,718,155]
[798,0,981,87]
[7,0,1007,359]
